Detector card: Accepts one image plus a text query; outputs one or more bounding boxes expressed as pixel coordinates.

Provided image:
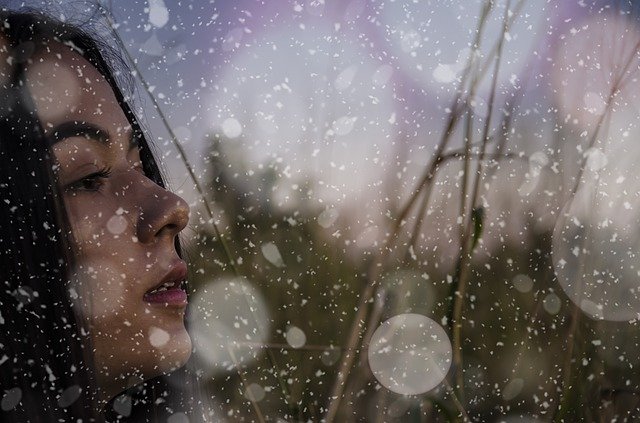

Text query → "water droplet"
[335,65,357,91]
[433,64,456,83]
[190,277,269,376]
[317,208,339,228]
[112,394,132,417]
[529,151,549,168]
[332,116,358,136]
[149,326,170,348]
[372,64,393,86]
[222,117,242,139]
[140,33,164,56]
[321,346,341,366]
[1,387,21,411]
[244,383,266,402]
[543,293,561,315]
[285,326,306,349]
[401,30,421,52]
[261,242,285,267]
[583,91,606,115]
[368,314,451,395]
[552,183,640,321]
[148,0,169,28]
[585,148,607,171]
[106,215,128,235]
[502,378,524,401]
[58,385,82,408]
[167,412,190,423]
[512,274,533,293]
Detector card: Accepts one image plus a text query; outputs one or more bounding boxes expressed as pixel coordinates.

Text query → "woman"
[0,9,204,421]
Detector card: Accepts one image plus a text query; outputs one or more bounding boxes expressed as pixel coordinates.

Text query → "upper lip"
[145,260,188,294]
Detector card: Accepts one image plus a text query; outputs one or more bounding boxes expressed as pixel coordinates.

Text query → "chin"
[154,327,193,374]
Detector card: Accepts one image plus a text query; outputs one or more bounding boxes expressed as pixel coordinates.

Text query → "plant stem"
[228,346,266,423]
[324,2,495,420]
[448,0,511,402]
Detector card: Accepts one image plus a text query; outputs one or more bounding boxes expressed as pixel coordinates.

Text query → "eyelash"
[66,167,112,193]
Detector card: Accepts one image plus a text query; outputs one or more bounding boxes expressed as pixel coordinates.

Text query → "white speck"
[222,118,242,139]
[68,288,78,300]
[261,242,285,267]
[433,64,457,83]
[148,0,169,28]
[45,364,56,381]
[585,148,607,171]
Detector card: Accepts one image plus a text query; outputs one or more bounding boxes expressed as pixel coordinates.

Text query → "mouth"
[143,260,188,307]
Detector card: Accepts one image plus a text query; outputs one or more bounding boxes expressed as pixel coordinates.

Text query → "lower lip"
[143,287,188,307]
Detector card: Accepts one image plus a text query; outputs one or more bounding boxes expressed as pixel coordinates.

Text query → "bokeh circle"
[368,314,451,395]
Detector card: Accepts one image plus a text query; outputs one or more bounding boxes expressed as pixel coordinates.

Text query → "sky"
[4,0,636,247]
[3,0,558,201]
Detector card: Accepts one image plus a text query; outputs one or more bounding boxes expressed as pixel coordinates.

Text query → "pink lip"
[143,261,188,307]
[143,287,188,306]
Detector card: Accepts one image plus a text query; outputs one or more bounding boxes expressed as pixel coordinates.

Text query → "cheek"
[71,258,134,322]
[64,198,140,319]
[63,191,191,374]
[66,196,137,250]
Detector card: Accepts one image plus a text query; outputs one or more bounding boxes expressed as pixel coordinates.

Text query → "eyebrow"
[49,121,139,151]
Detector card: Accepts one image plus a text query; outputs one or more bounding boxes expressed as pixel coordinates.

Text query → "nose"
[135,176,190,244]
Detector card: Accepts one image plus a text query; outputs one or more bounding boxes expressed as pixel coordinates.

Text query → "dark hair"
[0,10,203,422]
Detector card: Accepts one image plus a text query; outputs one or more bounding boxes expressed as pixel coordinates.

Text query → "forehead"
[24,41,126,129]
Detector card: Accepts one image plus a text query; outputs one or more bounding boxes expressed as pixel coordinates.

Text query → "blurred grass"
[185,135,640,421]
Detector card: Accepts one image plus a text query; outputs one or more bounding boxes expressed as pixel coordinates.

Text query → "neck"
[96,370,145,409]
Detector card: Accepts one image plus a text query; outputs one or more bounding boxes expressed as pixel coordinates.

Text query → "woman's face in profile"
[24,42,192,399]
